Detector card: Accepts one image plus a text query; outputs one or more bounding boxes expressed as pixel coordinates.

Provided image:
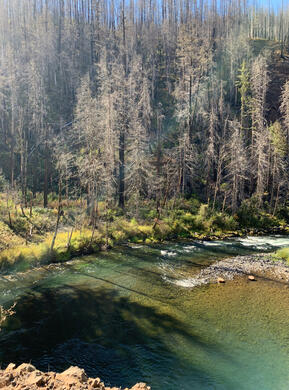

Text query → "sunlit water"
[0,236,289,389]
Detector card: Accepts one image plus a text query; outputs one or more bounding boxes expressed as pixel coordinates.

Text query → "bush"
[0,221,25,250]
[237,197,285,229]
[112,218,140,240]
[0,173,7,192]
[153,221,172,241]
[237,197,261,228]
[186,197,201,214]
[111,229,127,241]
[194,204,211,230]
[275,205,289,224]
[273,247,289,265]
[208,213,238,231]
[30,209,56,232]
[167,218,190,238]
[166,211,204,236]
[10,216,30,235]
[138,224,154,238]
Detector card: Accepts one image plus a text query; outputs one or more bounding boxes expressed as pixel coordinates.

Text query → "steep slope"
[267,46,289,123]
[250,39,289,124]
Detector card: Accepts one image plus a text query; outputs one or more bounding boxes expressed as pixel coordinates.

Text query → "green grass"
[273,247,289,265]
[0,209,239,272]
[0,229,106,272]
[1,194,289,272]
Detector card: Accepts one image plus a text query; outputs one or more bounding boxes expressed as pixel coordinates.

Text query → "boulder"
[131,384,151,390]
[0,373,13,388]
[0,363,151,390]
[217,277,225,283]
[248,275,256,281]
[15,363,36,375]
[88,377,105,389]
[5,363,16,372]
[59,366,88,384]
[25,371,45,386]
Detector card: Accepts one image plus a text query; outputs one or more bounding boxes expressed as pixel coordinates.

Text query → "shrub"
[0,221,25,250]
[275,205,289,224]
[273,247,289,265]
[112,218,140,239]
[0,173,7,192]
[153,222,172,240]
[9,216,30,236]
[168,218,190,238]
[237,197,261,228]
[208,213,238,231]
[237,197,285,229]
[138,224,154,238]
[194,204,211,230]
[111,229,127,241]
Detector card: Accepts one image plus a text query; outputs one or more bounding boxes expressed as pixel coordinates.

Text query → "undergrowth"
[0,194,289,272]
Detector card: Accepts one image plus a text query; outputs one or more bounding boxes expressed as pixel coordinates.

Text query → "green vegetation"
[0,221,25,251]
[273,247,289,265]
[0,230,104,272]
[0,193,289,272]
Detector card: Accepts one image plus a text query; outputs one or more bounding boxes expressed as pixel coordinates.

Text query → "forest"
[1,0,289,262]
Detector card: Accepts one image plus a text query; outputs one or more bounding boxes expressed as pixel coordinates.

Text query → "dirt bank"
[0,363,151,390]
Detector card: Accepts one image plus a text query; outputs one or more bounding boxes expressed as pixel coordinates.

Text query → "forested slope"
[1,0,289,253]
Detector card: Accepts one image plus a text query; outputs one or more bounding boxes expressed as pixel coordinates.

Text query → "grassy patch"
[0,230,105,272]
[0,221,25,251]
[273,247,289,265]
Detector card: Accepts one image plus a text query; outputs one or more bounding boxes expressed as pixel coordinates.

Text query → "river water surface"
[1,236,289,389]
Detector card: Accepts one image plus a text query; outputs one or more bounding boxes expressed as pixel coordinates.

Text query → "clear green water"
[0,236,289,389]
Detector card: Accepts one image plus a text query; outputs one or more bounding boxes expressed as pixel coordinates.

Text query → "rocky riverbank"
[175,254,289,288]
[0,363,150,390]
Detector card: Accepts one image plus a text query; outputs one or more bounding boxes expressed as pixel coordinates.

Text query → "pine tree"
[251,55,270,203]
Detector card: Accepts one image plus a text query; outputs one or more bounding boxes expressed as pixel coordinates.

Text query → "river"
[0,236,289,389]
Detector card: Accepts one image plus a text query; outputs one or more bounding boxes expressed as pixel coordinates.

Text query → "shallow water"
[0,236,289,389]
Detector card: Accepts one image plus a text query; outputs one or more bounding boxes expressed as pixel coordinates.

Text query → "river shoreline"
[0,363,150,390]
[0,227,289,274]
[174,253,289,288]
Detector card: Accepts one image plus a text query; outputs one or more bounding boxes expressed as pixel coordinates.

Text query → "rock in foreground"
[0,363,151,390]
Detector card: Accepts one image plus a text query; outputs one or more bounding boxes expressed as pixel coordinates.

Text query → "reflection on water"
[0,236,289,390]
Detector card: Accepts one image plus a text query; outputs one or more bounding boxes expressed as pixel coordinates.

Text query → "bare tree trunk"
[104,199,109,250]
[273,183,280,216]
[50,177,62,253]
[44,130,49,208]
[222,192,227,212]
[119,0,127,209]
[67,227,74,249]
[119,129,125,209]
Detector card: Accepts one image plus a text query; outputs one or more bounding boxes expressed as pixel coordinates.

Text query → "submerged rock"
[0,363,151,390]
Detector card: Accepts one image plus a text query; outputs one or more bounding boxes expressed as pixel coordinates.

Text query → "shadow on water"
[0,281,235,389]
[2,238,288,389]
